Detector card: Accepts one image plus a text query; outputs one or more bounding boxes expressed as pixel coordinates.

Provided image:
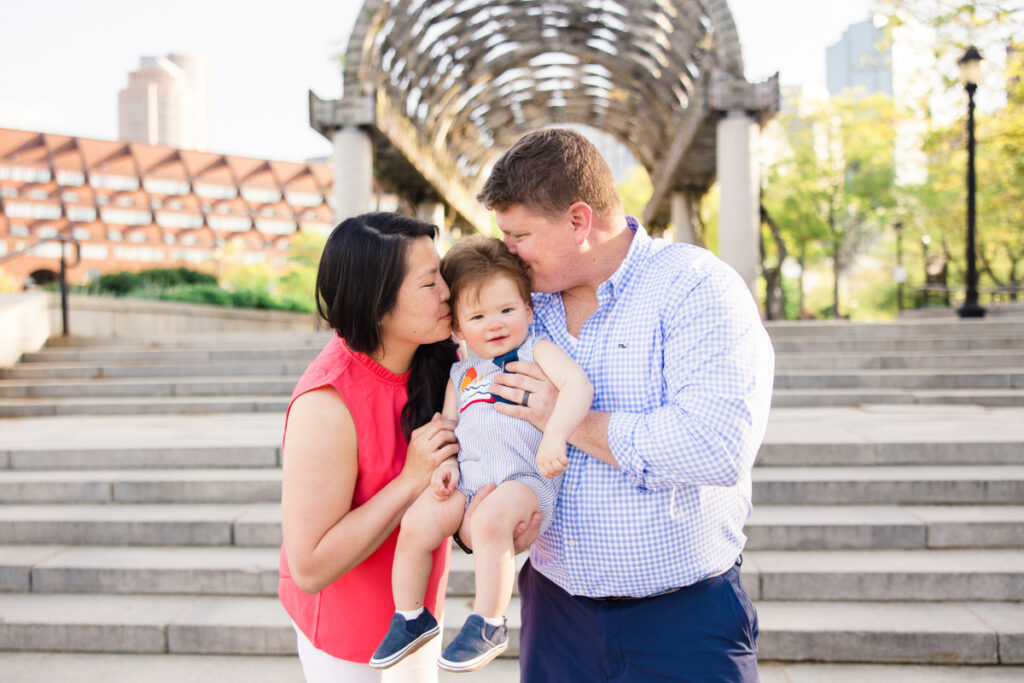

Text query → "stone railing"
[46,293,319,339]
[0,292,51,368]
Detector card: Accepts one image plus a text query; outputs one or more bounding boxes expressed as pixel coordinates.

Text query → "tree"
[762,93,899,318]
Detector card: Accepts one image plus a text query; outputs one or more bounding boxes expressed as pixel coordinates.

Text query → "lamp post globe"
[957,46,985,318]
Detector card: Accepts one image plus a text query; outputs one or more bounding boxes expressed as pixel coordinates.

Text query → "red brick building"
[0,127,337,287]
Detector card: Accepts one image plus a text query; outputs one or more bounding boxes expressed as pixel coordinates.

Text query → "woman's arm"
[281,386,457,594]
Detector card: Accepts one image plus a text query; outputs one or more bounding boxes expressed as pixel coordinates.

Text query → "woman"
[278,212,460,682]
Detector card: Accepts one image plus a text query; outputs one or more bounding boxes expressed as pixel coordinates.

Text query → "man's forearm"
[569,410,618,467]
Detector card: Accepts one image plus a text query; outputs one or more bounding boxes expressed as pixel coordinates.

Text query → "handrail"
[0,234,81,336]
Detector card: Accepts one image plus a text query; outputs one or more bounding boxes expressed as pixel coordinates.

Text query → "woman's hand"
[402,413,459,492]
[459,482,543,554]
[490,360,557,431]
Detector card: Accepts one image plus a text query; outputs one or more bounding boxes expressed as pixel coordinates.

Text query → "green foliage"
[96,268,216,296]
[616,166,653,220]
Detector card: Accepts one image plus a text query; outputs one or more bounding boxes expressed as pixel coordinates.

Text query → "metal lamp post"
[957,46,986,318]
[893,221,906,312]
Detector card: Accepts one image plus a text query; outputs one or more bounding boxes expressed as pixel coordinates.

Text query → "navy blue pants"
[518,559,759,682]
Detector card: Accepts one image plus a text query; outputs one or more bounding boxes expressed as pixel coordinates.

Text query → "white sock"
[479,615,504,627]
[398,607,424,620]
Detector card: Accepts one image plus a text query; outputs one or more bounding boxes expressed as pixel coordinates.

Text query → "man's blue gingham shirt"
[528,217,775,598]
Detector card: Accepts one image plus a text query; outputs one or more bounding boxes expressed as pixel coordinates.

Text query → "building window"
[241,187,282,204]
[90,174,139,191]
[29,189,50,200]
[143,178,190,195]
[56,170,85,186]
[67,206,97,222]
[62,191,80,202]
[208,215,252,232]
[38,226,59,239]
[0,164,51,183]
[255,219,297,235]
[116,196,135,207]
[100,208,151,226]
[129,231,147,243]
[5,202,62,220]
[107,230,123,242]
[286,191,323,207]
[155,212,203,229]
[72,227,92,241]
[194,183,237,200]
[9,224,30,237]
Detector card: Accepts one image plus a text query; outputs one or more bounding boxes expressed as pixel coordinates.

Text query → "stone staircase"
[1,319,1023,681]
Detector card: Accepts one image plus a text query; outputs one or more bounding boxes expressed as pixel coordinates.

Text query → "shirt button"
[564,483,572,491]
[567,539,575,548]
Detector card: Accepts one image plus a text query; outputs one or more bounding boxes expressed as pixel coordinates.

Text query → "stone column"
[670,191,697,244]
[416,200,449,250]
[716,111,760,294]
[332,126,373,223]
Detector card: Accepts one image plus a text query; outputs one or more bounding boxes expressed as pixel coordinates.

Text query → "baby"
[370,235,593,673]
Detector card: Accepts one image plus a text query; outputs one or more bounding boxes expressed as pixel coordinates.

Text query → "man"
[477,128,774,681]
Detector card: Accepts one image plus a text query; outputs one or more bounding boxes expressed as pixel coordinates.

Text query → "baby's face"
[453,275,532,358]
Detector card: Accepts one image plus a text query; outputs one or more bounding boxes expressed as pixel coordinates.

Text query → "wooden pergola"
[311,0,778,289]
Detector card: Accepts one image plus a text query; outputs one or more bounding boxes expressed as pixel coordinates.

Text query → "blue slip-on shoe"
[437,614,508,673]
[369,609,440,669]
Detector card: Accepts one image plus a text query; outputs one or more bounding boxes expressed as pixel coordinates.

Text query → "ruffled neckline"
[336,336,410,386]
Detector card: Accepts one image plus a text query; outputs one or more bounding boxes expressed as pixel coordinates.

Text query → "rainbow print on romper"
[459,367,495,412]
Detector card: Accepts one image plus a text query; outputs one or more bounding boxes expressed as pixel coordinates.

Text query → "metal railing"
[0,234,81,336]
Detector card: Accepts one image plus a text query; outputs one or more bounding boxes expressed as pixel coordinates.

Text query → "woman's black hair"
[315,212,456,439]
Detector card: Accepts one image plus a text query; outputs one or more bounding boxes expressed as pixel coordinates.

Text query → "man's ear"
[566,201,593,246]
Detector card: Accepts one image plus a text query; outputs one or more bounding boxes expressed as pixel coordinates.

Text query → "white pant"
[292,621,440,683]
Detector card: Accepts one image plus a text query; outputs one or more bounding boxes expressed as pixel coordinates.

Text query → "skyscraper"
[118,54,210,151]
[826,20,893,97]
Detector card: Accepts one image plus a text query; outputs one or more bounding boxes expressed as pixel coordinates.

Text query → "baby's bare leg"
[467,481,539,618]
[393,489,466,610]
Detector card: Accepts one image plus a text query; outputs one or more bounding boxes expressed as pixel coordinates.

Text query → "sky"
[0,0,874,164]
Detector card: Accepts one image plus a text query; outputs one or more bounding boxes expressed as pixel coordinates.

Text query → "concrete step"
[2,592,1020,665]
[775,350,1024,371]
[765,319,1024,340]
[18,346,318,366]
[776,369,1024,391]
[1,504,1020,551]
[0,469,282,504]
[771,336,1024,354]
[5,545,1021,603]
[0,593,295,655]
[0,414,283,470]
[0,545,279,595]
[755,600,1023,664]
[771,389,1024,408]
[752,466,1024,504]
[0,504,279,546]
[0,376,298,399]
[6,466,1020,506]
[2,445,280,470]
[8,388,1024,417]
[756,441,1024,467]
[1,655,1021,683]
[0,394,289,417]
[744,505,1024,550]
[446,548,1024,602]
[0,653,305,683]
[2,359,311,380]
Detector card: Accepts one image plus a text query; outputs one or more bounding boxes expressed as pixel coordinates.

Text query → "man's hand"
[460,482,542,554]
[490,360,557,431]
